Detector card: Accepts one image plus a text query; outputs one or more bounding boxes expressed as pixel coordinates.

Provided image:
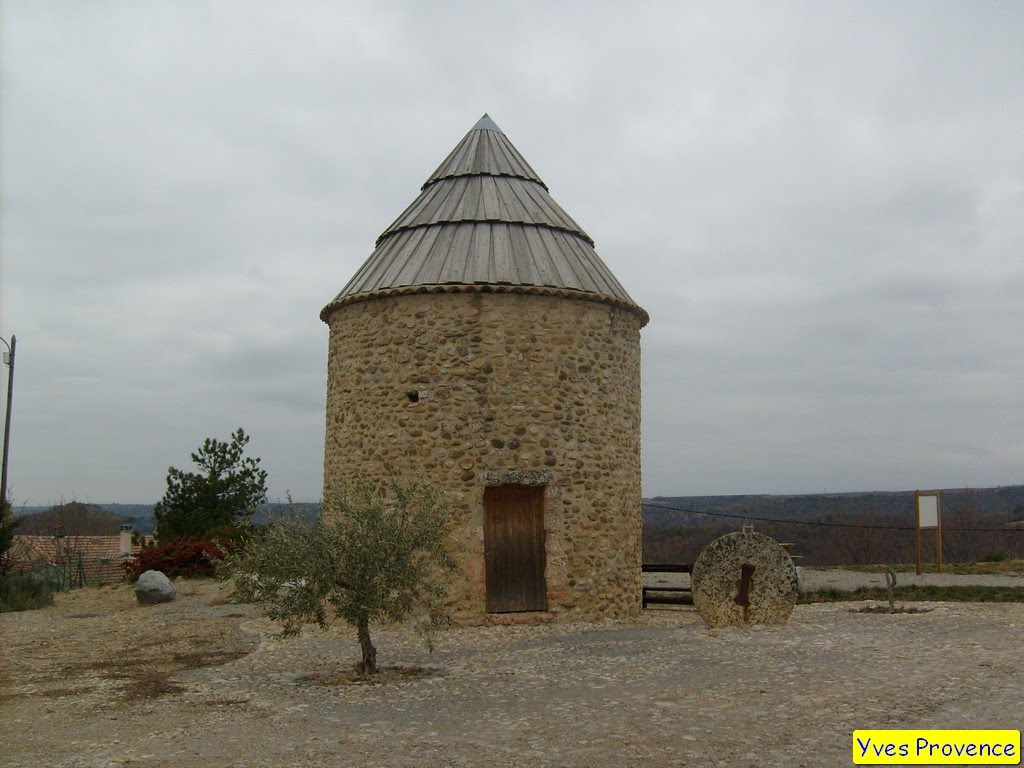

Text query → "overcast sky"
[2,1,1022,505]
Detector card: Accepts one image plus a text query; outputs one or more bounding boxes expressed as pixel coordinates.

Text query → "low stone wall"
[323,290,643,621]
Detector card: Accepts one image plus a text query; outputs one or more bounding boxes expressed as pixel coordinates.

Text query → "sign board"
[917,493,940,528]
[915,491,942,574]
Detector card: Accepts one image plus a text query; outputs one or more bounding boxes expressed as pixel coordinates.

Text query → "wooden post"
[915,507,922,575]
[1,334,15,507]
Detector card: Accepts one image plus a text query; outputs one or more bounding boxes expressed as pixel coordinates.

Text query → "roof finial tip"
[471,113,502,133]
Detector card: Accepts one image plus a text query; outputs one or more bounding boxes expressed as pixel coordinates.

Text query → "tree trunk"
[356,616,377,675]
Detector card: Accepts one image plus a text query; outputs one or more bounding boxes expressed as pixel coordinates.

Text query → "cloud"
[2,1,1022,502]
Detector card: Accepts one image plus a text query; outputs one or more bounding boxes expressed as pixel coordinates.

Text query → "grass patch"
[941,560,1024,574]
[172,650,248,669]
[62,646,250,701]
[62,654,184,700]
[802,585,1024,603]
[121,669,185,701]
[64,654,155,675]
[850,605,933,614]
[979,550,1014,563]
[197,696,250,707]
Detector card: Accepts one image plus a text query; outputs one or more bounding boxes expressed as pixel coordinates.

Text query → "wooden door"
[484,485,547,613]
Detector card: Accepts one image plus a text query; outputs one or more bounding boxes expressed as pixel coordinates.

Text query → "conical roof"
[321,115,647,326]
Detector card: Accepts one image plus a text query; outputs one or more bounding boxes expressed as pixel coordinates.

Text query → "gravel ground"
[801,567,1024,590]
[2,575,1022,768]
[645,567,1024,593]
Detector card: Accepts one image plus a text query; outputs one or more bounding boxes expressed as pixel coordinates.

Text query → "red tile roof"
[11,534,149,586]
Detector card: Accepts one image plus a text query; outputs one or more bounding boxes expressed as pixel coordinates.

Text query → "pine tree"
[154,428,267,540]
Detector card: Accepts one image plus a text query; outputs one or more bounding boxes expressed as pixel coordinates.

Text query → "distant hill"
[13,501,131,536]
[14,502,321,535]
[643,485,1024,528]
[642,485,1024,565]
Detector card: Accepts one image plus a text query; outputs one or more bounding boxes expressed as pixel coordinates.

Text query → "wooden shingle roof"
[321,115,648,326]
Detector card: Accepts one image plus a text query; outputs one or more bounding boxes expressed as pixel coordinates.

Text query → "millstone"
[691,532,799,627]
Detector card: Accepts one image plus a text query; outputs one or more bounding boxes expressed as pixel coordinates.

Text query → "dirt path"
[3,580,1022,767]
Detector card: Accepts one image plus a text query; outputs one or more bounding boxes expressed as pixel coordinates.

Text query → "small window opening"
[406,390,420,403]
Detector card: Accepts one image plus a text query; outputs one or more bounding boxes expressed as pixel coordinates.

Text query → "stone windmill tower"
[321,115,649,621]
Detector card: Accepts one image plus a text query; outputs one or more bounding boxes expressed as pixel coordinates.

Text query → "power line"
[643,500,1024,534]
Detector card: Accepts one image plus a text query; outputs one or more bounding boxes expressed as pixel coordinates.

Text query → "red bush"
[126,538,228,579]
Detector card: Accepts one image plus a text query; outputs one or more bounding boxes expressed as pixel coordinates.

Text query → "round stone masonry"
[323,291,643,621]
[691,532,799,628]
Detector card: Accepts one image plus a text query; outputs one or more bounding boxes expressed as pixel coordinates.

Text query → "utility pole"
[1,334,16,507]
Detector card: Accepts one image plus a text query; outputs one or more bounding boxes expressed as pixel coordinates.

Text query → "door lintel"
[481,470,551,487]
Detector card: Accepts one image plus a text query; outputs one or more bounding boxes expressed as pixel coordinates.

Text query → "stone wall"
[323,290,643,622]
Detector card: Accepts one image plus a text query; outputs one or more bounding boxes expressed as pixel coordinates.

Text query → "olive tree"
[218,479,455,675]
[154,428,267,541]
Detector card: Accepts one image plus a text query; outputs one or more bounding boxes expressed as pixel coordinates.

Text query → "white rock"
[135,570,176,604]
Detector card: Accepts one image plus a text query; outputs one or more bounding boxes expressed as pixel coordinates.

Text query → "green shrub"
[0,573,56,612]
[979,549,1013,563]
